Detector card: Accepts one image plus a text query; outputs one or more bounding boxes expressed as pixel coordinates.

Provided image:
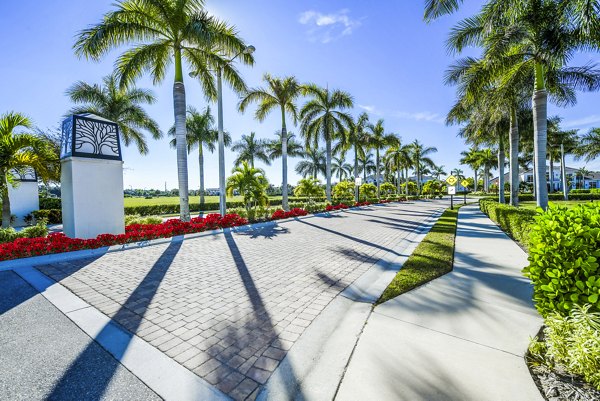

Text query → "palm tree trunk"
[173,72,190,221]
[199,144,205,209]
[509,108,519,206]
[484,165,489,192]
[498,136,505,204]
[533,65,549,209]
[354,145,359,202]
[474,168,478,192]
[325,139,332,202]
[281,109,289,211]
[532,157,537,198]
[405,167,409,197]
[396,161,401,195]
[416,164,421,195]
[561,143,568,200]
[375,149,380,199]
[1,176,11,228]
[549,155,554,193]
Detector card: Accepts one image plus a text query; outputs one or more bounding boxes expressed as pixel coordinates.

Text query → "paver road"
[35,201,446,400]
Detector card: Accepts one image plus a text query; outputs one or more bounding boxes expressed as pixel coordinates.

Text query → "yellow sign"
[461,179,470,188]
[446,175,458,186]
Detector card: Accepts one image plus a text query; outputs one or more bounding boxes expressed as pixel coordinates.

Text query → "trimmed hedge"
[524,203,600,316]
[518,193,600,202]
[39,197,61,210]
[479,198,536,248]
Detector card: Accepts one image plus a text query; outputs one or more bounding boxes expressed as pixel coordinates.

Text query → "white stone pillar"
[60,114,125,239]
[8,168,39,227]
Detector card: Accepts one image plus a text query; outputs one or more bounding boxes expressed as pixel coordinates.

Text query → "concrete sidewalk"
[336,204,544,401]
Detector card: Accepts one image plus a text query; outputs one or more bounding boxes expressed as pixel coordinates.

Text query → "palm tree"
[226,161,268,212]
[409,140,438,195]
[343,113,370,201]
[448,0,600,209]
[267,131,304,161]
[231,132,270,168]
[295,148,326,179]
[75,0,253,221]
[66,74,162,154]
[365,119,399,198]
[385,143,412,194]
[575,167,591,190]
[359,152,377,182]
[1,112,59,227]
[239,74,302,210]
[476,148,497,192]
[576,128,600,162]
[294,178,325,201]
[432,165,447,181]
[167,106,230,207]
[300,85,353,201]
[331,156,353,182]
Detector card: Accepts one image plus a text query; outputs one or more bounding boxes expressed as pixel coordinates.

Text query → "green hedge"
[32,209,62,224]
[518,193,600,202]
[39,197,61,209]
[479,199,536,248]
[523,203,600,316]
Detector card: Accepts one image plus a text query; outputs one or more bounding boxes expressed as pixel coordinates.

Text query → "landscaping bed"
[377,206,460,304]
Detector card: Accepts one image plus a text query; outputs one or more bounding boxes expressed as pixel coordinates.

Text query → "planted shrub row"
[479,198,536,248]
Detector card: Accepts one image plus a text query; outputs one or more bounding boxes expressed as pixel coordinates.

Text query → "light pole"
[189,45,255,216]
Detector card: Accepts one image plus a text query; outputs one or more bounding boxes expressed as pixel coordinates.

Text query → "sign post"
[445,175,458,210]
[461,179,470,205]
[355,177,362,202]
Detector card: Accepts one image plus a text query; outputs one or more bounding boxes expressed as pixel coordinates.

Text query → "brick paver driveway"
[36,201,445,400]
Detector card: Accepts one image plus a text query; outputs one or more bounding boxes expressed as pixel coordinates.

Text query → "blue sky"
[1,0,599,190]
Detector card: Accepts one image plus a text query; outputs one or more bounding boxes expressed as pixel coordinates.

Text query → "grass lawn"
[377,206,460,304]
[518,200,595,210]
[124,195,282,207]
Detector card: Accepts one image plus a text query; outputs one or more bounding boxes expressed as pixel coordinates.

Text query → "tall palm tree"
[384,143,412,194]
[267,131,304,161]
[66,74,162,154]
[231,132,270,168]
[575,166,591,189]
[239,74,302,210]
[432,165,447,180]
[576,128,600,162]
[1,112,59,227]
[226,161,268,212]
[300,85,354,201]
[331,156,353,182]
[365,119,399,198]
[75,0,253,221]
[477,148,497,192]
[344,113,370,201]
[359,152,377,182]
[295,148,326,179]
[167,106,230,207]
[460,147,482,192]
[409,140,438,195]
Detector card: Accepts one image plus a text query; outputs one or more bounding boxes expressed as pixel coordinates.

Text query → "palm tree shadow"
[47,238,183,400]
[236,223,290,239]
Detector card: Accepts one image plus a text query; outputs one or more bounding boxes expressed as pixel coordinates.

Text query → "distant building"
[490,166,600,190]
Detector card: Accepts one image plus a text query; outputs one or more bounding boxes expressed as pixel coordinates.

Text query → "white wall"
[7,182,39,227]
[61,157,125,239]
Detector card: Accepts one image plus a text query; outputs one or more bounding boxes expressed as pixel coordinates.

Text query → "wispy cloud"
[563,115,600,129]
[393,111,446,124]
[298,9,361,43]
[358,104,382,116]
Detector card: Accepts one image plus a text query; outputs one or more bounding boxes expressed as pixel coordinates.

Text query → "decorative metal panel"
[60,114,122,160]
[11,167,37,182]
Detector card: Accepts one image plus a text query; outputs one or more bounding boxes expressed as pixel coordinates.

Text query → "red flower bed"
[271,208,309,220]
[353,201,371,207]
[378,199,392,204]
[0,213,248,262]
[326,203,350,211]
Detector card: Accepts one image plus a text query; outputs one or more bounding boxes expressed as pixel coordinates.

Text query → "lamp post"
[190,45,255,216]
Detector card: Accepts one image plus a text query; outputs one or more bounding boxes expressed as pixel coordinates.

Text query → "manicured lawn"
[124,195,282,207]
[377,206,460,304]
[518,200,594,210]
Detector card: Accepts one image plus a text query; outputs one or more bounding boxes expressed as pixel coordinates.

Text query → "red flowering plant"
[353,201,371,207]
[0,213,248,262]
[271,208,309,220]
[326,203,350,211]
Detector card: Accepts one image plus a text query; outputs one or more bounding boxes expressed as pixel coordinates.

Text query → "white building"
[490,166,600,190]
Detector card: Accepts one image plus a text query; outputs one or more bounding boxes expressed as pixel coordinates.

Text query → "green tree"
[267,131,304,161]
[331,156,353,181]
[226,161,268,212]
[295,148,326,179]
[294,178,324,201]
[167,106,230,207]
[358,152,377,182]
[384,143,412,196]
[336,112,370,201]
[231,132,270,168]
[576,128,600,163]
[239,74,302,211]
[365,119,399,198]
[66,73,162,154]
[379,181,397,196]
[460,147,482,192]
[300,85,354,201]
[75,0,253,221]
[1,112,59,227]
[359,183,377,199]
[409,140,438,195]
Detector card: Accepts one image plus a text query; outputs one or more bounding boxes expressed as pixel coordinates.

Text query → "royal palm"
[231,132,270,168]
[75,0,252,221]
[366,119,398,198]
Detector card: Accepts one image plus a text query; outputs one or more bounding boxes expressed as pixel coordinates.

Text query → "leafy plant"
[479,199,536,248]
[294,178,325,201]
[124,215,163,225]
[332,181,354,202]
[379,182,397,196]
[359,183,377,199]
[524,203,600,316]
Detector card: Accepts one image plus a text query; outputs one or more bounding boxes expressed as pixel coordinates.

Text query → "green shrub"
[479,199,536,248]
[529,304,600,390]
[39,197,61,209]
[0,220,48,243]
[359,183,377,200]
[32,209,62,224]
[124,215,163,225]
[518,193,600,202]
[524,202,600,316]
[379,182,397,196]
